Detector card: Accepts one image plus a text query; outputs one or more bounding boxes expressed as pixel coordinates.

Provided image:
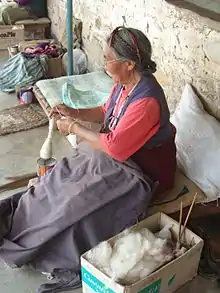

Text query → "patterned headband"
[109,26,141,62]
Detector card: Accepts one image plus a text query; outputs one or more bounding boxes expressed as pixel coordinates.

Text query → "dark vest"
[102,74,173,149]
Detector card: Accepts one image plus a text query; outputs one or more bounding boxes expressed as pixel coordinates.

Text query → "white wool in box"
[86,241,112,273]
[139,255,160,278]
[148,238,167,257]
[149,238,174,264]
[86,226,176,285]
[156,224,173,240]
[125,255,160,284]
[110,232,145,281]
[140,228,156,250]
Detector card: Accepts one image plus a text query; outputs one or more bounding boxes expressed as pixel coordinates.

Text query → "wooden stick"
[176,201,183,249]
[5,172,37,181]
[0,172,37,194]
[56,106,63,118]
[180,193,197,242]
[178,201,183,244]
[0,179,29,194]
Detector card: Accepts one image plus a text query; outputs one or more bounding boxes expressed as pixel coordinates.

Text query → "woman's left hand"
[56,117,75,136]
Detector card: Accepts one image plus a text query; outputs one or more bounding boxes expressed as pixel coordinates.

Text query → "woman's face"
[103,46,135,84]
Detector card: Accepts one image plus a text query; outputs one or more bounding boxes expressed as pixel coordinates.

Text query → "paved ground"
[0,60,79,293]
[0,59,219,293]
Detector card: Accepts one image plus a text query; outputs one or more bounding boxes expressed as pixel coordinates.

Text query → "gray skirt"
[0,142,152,273]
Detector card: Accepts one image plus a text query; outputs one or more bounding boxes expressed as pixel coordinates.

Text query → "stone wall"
[47,0,220,118]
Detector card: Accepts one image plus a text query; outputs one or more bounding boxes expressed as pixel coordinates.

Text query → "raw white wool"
[86,226,176,285]
[40,117,55,160]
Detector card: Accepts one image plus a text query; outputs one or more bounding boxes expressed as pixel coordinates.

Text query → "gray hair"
[107,26,157,75]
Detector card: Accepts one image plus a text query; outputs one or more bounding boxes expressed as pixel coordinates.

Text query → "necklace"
[109,83,138,130]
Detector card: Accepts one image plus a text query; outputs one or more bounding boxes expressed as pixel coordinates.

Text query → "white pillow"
[171,83,220,201]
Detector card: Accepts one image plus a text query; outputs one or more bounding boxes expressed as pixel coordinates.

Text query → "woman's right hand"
[49,104,73,118]
[27,177,38,188]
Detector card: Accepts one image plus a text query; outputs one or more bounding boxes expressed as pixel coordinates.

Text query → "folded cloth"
[0,52,47,93]
[24,40,66,58]
[18,0,30,5]
[2,6,33,24]
[0,2,18,24]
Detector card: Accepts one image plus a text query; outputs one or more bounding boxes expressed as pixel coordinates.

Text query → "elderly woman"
[0,27,176,291]
[53,27,176,193]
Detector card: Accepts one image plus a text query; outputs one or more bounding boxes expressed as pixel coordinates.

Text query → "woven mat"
[148,169,206,216]
[0,103,48,136]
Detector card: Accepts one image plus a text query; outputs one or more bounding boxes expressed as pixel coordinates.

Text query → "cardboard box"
[81,213,204,293]
[18,39,64,78]
[47,56,64,78]
[0,24,24,50]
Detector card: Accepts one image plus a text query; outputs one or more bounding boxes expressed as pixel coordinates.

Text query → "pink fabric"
[18,0,31,5]
[101,87,161,162]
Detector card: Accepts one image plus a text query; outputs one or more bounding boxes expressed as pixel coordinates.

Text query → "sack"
[171,84,220,202]
[62,49,88,75]
[188,213,220,280]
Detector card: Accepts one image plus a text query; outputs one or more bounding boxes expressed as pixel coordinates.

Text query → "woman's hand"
[50,104,73,118]
[57,117,104,152]
[56,117,76,136]
[27,177,38,188]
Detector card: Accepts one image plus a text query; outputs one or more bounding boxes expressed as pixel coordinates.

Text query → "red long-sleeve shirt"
[101,85,161,162]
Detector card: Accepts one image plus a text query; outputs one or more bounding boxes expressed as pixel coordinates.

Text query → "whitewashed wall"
[47,0,220,118]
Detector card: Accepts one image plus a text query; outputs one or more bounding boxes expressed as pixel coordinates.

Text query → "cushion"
[171,83,220,201]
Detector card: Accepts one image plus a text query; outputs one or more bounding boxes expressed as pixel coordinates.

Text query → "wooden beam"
[165,0,220,22]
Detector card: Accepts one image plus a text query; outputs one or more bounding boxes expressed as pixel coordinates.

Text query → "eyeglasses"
[104,58,127,65]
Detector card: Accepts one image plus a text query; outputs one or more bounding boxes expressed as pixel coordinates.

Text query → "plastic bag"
[62,48,87,75]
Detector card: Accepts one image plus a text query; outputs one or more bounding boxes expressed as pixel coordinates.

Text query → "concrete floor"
[0,77,81,293]
[0,61,219,292]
